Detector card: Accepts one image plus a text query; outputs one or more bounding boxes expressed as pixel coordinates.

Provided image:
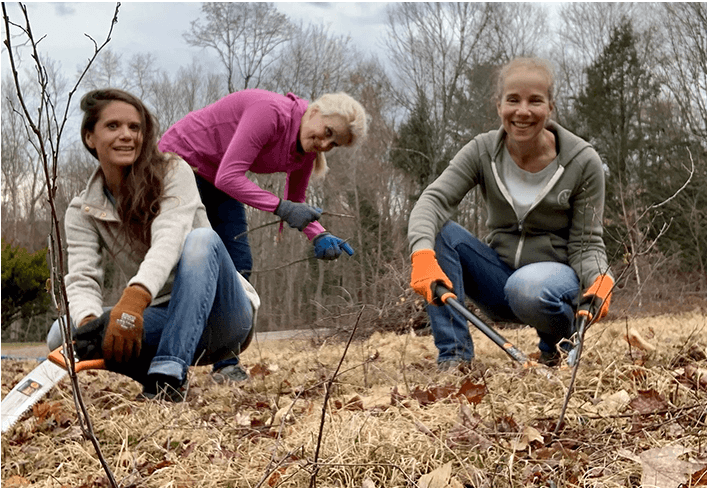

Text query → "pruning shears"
[566,305,594,367]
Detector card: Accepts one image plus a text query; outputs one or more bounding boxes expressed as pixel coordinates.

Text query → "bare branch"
[2,2,122,485]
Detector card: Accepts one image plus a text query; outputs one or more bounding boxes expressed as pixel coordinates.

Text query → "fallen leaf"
[418,461,452,488]
[271,406,293,425]
[624,327,656,351]
[456,379,486,405]
[344,395,364,411]
[139,459,173,475]
[32,401,72,427]
[234,412,251,426]
[585,389,631,416]
[618,445,706,488]
[361,476,377,487]
[430,384,458,401]
[250,364,270,378]
[411,386,434,406]
[629,389,668,414]
[267,466,287,487]
[689,466,708,487]
[390,386,407,406]
[446,424,494,451]
[679,365,707,391]
[511,427,541,453]
[458,402,483,429]
[3,475,31,487]
[495,415,519,433]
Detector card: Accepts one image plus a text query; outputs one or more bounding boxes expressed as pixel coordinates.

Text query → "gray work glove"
[274,199,322,231]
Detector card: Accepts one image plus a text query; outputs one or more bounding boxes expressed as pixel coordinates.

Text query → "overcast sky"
[2,2,392,79]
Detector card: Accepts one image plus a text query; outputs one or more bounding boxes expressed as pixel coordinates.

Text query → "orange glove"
[102,285,152,363]
[579,274,614,323]
[410,249,456,305]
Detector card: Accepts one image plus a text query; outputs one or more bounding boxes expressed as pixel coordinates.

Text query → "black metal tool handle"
[434,284,530,365]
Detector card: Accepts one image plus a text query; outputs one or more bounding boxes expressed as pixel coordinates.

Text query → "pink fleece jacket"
[158,89,325,240]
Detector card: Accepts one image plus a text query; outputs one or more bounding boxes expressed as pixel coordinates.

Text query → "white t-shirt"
[501,146,558,218]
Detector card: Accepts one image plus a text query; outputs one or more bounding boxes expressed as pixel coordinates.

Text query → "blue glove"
[313,232,355,260]
[274,199,322,231]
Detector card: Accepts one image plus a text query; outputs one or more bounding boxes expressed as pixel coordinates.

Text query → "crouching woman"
[47,88,258,401]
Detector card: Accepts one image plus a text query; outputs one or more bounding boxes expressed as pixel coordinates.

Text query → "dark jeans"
[195,175,253,371]
[195,174,253,281]
[429,221,580,363]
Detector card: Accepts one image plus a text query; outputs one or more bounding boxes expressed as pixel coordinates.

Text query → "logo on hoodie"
[557,189,571,206]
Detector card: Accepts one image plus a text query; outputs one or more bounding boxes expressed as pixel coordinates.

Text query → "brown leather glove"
[102,285,152,363]
[410,249,456,305]
[579,274,614,323]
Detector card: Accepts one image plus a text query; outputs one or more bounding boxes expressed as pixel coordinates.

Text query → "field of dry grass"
[1,310,706,488]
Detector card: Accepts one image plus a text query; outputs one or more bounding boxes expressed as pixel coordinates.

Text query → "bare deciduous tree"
[267,21,356,99]
[79,47,123,90]
[125,52,159,99]
[488,2,550,60]
[552,2,637,121]
[385,2,494,129]
[654,2,707,142]
[184,2,294,93]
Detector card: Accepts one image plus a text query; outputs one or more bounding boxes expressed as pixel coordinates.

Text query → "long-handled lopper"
[433,284,536,368]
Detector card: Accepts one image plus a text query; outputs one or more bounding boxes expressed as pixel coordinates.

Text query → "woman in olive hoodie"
[408,57,614,369]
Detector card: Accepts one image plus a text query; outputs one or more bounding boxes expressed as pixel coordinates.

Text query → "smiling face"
[299,108,351,154]
[85,101,144,175]
[496,66,554,145]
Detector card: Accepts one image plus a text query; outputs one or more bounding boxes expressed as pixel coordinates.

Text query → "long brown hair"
[80,89,169,248]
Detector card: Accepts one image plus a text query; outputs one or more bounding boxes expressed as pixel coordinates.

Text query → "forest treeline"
[2,2,706,341]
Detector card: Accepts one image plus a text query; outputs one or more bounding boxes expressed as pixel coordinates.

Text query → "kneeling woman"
[47,88,258,401]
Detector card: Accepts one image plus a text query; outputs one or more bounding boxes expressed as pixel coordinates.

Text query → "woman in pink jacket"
[159,89,367,382]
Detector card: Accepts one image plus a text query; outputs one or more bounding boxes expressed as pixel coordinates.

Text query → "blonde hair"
[310,92,368,179]
[495,57,556,107]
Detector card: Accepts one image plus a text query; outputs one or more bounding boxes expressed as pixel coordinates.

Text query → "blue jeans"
[47,229,253,387]
[195,174,252,371]
[429,221,580,363]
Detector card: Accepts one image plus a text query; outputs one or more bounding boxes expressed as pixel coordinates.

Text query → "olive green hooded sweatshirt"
[408,121,611,290]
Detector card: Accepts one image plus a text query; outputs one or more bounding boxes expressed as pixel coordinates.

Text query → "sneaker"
[437,359,471,373]
[212,364,249,384]
[141,375,186,402]
[538,337,574,367]
[538,350,561,367]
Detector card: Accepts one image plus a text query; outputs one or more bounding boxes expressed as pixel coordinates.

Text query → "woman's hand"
[75,310,111,360]
[102,285,152,363]
[313,232,354,260]
[410,249,455,304]
[274,199,322,231]
[579,274,614,323]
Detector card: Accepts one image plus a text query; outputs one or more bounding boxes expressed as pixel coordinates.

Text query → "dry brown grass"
[2,311,706,488]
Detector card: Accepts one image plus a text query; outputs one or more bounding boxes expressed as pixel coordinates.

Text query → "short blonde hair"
[310,92,368,179]
[495,57,556,106]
